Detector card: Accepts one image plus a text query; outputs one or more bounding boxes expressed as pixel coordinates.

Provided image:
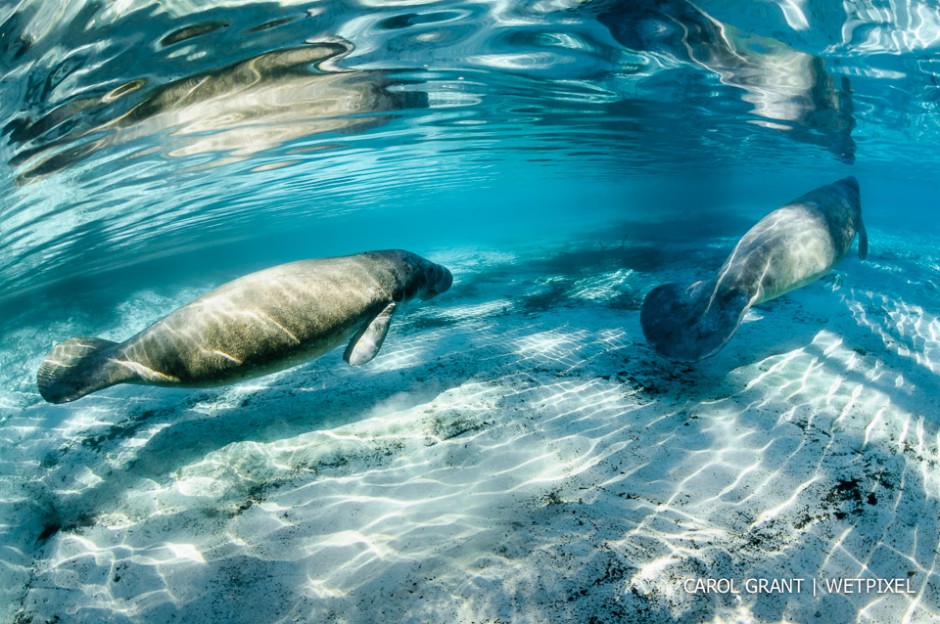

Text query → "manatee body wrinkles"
[38,250,452,403]
[641,176,867,361]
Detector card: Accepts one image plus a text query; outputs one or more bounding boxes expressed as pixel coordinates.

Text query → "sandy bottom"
[1,230,939,624]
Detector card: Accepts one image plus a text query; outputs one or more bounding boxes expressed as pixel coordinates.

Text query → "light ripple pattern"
[0,236,937,623]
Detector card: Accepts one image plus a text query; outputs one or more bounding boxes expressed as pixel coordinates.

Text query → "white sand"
[1,233,939,624]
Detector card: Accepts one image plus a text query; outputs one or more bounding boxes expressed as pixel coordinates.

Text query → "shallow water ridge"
[2,1,940,623]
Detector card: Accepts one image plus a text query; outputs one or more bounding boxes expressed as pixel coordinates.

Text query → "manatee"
[38,250,453,403]
[10,39,428,183]
[641,176,867,361]
[594,0,856,163]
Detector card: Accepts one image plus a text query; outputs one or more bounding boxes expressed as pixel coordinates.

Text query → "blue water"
[2,1,940,623]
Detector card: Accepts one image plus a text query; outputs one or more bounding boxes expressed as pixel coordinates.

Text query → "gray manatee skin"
[641,177,866,362]
[38,250,453,403]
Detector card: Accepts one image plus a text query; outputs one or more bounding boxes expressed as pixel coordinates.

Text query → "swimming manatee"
[641,177,866,361]
[38,250,452,403]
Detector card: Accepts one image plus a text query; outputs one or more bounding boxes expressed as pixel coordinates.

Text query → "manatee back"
[118,253,407,385]
[702,177,864,310]
[722,206,840,305]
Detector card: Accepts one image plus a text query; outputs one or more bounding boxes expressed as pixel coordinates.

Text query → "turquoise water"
[2,1,940,623]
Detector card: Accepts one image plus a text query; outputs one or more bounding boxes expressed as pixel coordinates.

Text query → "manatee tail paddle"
[640,280,750,362]
[37,337,132,404]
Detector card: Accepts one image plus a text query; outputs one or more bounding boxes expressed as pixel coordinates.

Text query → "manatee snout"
[422,262,453,299]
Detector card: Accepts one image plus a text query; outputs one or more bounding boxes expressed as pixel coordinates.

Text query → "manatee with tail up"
[641,176,867,361]
[38,250,453,403]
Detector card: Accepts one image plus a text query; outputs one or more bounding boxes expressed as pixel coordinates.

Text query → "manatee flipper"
[344,302,396,366]
[857,215,868,260]
[640,280,750,362]
[37,337,134,404]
